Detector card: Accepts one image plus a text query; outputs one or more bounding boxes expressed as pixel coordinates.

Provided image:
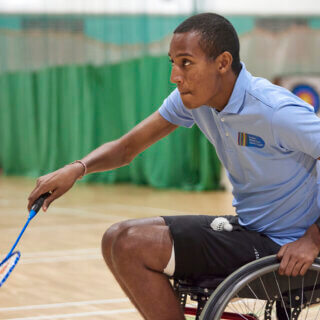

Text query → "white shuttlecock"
[210,217,233,232]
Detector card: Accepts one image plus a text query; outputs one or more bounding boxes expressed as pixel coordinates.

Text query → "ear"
[216,51,233,74]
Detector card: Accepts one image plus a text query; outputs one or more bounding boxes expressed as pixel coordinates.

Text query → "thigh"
[103,217,172,272]
[163,215,281,280]
[102,217,167,256]
[107,216,166,237]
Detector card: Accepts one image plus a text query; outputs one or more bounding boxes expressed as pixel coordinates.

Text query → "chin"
[183,101,202,109]
[181,97,201,109]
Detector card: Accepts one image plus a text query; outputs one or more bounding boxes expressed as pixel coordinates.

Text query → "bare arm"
[82,111,177,173]
[27,111,177,211]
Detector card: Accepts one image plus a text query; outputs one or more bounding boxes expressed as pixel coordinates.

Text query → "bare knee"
[101,217,166,265]
[101,221,129,264]
[112,224,172,273]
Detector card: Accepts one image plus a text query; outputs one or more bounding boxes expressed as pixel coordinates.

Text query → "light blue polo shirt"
[159,63,320,246]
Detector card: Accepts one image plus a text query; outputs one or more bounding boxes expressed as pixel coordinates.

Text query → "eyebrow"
[168,52,194,58]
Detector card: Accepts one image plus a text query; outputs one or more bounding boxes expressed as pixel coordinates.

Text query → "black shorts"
[162,215,281,280]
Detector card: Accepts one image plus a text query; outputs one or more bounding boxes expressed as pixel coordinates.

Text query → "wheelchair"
[173,255,320,320]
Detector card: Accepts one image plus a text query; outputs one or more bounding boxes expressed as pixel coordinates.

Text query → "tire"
[201,255,320,320]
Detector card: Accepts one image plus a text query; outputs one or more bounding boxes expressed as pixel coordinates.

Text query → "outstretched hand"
[277,224,320,276]
[27,163,84,212]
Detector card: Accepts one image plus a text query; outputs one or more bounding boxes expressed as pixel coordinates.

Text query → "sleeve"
[272,104,320,159]
[158,88,195,128]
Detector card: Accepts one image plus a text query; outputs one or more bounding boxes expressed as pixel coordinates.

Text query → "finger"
[278,247,289,275]
[27,174,56,210]
[278,250,292,275]
[298,256,315,276]
[42,188,66,211]
[281,258,297,276]
[299,262,311,276]
[28,186,45,211]
[28,185,55,211]
[291,261,304,277]
[277,245,287,260]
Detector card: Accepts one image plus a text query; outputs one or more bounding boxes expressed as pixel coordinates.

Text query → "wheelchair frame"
[173,255,320,320]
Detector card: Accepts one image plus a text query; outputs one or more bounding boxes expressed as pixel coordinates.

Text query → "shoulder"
[272,103,318,132]
[245,74,312,113]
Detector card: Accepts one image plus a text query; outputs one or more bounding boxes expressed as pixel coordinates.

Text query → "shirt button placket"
[220,117,229,137]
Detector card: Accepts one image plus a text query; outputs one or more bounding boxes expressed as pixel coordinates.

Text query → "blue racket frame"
[0,192,50,287]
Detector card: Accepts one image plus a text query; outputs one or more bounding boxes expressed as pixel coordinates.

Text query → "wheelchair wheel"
[201,255,320,320]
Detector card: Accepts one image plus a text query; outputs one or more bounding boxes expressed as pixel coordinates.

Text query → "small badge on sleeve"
[238,132,265,148]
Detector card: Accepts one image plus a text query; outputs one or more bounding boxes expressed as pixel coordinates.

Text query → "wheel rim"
[201,258,320,320]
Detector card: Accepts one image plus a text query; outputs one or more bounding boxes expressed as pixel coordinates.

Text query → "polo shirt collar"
[220,62,249,114]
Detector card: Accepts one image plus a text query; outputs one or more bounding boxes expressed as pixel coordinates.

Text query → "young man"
[28,13,320,320]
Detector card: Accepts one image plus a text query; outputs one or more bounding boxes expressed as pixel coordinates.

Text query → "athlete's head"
[174,13,241,75]
[169,13,241,109]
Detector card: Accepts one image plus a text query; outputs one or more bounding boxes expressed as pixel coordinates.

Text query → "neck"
[208,71,238,112]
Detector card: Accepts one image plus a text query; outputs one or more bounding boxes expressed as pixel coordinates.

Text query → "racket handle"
[29,192,51,218]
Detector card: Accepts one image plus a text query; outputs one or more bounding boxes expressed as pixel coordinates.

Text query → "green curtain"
[0,55,221,190]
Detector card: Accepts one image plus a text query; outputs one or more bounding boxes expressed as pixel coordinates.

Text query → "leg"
[101,217,164,317]
[101,217,184,320]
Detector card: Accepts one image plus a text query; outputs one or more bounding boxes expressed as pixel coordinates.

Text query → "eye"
[182,59,191,66]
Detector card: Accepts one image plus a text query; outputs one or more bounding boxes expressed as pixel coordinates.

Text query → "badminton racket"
[0,192,51,287]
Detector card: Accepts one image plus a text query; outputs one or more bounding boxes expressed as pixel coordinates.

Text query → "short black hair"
[174,13,241,75]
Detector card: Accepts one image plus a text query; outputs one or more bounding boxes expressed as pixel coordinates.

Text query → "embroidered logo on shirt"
[238,132,265,148]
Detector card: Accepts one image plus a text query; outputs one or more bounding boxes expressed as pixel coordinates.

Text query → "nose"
[170,65,183,85]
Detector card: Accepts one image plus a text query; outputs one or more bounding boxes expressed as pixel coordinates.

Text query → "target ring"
[292,84,320,113]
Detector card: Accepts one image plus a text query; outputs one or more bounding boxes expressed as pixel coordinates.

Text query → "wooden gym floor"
[0,176,234,320]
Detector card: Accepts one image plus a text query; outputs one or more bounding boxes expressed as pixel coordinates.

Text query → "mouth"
[179,90,191,95]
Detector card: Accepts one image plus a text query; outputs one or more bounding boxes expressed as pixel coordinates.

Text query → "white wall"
[0,0,319,15]
[203,0,320,16]
[0,0,193,14]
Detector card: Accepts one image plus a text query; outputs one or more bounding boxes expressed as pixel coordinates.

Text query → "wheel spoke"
[272,271,290,320]
[235,294,247,314]
[259,276,271,301]
[226,298,260,320]
[200,256,320,320]
[302,276,305,314]
[304,271,319,320]
[289,277,292,320]
[246,284,266,317]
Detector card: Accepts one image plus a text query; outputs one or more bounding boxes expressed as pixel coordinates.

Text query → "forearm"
[303,223,320,250]
[80,138,131,175]
[77,111,177,177]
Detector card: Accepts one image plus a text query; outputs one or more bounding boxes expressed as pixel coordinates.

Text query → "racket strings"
[0,251,20,286]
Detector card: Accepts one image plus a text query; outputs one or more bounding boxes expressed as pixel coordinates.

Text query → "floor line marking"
[22,248,99,258]
[0,298,129,312]
[21,254,102,264]
[50,207,128,220]
[16,248,102,264]
[0,204,187,220]
[83,203,186,216]
[0,249,102,264]
[1,223,111,233]
[2,308,136,320]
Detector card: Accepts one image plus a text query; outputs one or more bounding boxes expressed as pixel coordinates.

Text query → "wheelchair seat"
[173,276,226,319]
[176,275,225,289]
